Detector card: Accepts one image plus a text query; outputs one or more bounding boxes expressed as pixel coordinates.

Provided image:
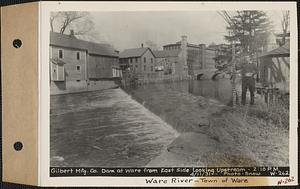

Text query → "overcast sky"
[90,11,284,51]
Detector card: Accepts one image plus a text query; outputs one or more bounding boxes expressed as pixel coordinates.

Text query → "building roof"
[260,41,290,58]
[163,41,205,49]
[276,32,290,38]
[119,47,152,58]
[153,50,180,58]
[50,32,118,57]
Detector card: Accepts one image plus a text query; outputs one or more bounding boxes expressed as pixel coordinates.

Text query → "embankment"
[50,80,118,95]
[124,84,289,167]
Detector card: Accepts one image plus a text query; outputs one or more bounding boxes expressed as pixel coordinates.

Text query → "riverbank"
[125,81,289,167]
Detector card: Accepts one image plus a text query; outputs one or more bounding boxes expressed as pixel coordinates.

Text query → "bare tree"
[281,11,290,45]
[50,11,95,36]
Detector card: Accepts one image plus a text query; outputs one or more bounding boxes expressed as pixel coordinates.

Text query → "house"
[162,36,217,79]
[275,32,290,47]
[119,46,156,78]
[153,49,183,76]
[50,32,121,95]
[258,41,290,93]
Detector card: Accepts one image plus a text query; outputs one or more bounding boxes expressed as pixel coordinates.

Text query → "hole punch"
[13,141,23,151]
[13,39,22,48]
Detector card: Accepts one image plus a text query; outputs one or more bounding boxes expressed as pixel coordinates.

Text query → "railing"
[256,82,285,106]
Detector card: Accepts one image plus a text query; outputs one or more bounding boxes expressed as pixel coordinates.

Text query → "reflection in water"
[188,79,232,105]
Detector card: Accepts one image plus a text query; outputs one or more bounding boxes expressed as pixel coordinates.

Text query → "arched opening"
[196,74,204,80]
[211,73,221,80]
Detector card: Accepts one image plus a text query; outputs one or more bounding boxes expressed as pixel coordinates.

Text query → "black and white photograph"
[49,7,291,170]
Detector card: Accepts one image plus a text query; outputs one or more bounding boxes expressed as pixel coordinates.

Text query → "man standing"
[240,55,258,105]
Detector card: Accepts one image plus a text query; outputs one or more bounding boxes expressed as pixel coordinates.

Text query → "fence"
[121,71,191,88]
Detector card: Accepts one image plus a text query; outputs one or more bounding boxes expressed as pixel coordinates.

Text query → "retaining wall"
[50,80,118,95]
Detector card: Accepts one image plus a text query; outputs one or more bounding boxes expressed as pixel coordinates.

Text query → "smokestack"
[199,44,206,48]
[141,43,144,48]
[181,35,187,43]
[180,35,188,74]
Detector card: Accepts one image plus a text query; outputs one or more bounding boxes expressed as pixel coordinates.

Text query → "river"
[132,79,233,105]
[50,79,231,167]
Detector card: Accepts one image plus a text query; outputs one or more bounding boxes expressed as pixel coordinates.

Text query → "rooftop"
[153,50,180,58]
[50,32,118,57]
[163,41,205,49]
[119,47,152,58]
[260,41,290,58]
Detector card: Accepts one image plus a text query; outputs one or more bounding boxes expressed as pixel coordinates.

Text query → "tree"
[50,11,95,36]
[280,11,290,45]
[222,11,273,54]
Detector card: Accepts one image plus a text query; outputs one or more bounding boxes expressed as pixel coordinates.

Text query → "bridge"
[193,69,226,80]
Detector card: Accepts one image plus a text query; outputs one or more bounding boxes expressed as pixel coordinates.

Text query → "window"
[76,52,80,60]
[151,66,153,71]
[130,58,132,63]
[135,65,138,69]
[144,65,146,71]
[76,66,81,71]
[58,49,63,59]
[144,57,146,63]
[135,58,138,62]
[151,58,153,63]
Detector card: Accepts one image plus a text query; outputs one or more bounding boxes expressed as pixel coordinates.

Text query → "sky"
[89,11,284,51]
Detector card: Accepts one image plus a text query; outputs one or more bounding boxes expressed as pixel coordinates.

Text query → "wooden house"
[49,32,121,94]
[119,46,156,78]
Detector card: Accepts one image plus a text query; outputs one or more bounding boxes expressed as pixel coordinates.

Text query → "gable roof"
[119,47,153,58]
[50,32,118,57]
[153,50,180,58]
[260,41,290,58]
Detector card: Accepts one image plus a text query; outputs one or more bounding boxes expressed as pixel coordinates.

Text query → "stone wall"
[50,80,118,95]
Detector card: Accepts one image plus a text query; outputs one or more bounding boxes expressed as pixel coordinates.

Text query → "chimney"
[181,36,187,47]
[70,29,75,37]
[199,44,206,49]
[180,35,188,74]
[141,43,144,48]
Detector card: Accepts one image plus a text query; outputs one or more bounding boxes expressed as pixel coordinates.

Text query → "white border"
[39,1,298,187]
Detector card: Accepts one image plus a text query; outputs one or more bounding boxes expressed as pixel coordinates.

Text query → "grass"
[205,94,290,166]
[242,95,289,129]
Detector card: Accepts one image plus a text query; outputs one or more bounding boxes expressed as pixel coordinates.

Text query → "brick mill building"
[160,36,217,79]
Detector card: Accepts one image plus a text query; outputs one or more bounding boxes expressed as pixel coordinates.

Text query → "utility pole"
[231,41,237,108]
[217,11,239,108]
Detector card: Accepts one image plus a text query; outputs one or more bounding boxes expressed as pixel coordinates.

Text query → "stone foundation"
[50,80,118,95]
